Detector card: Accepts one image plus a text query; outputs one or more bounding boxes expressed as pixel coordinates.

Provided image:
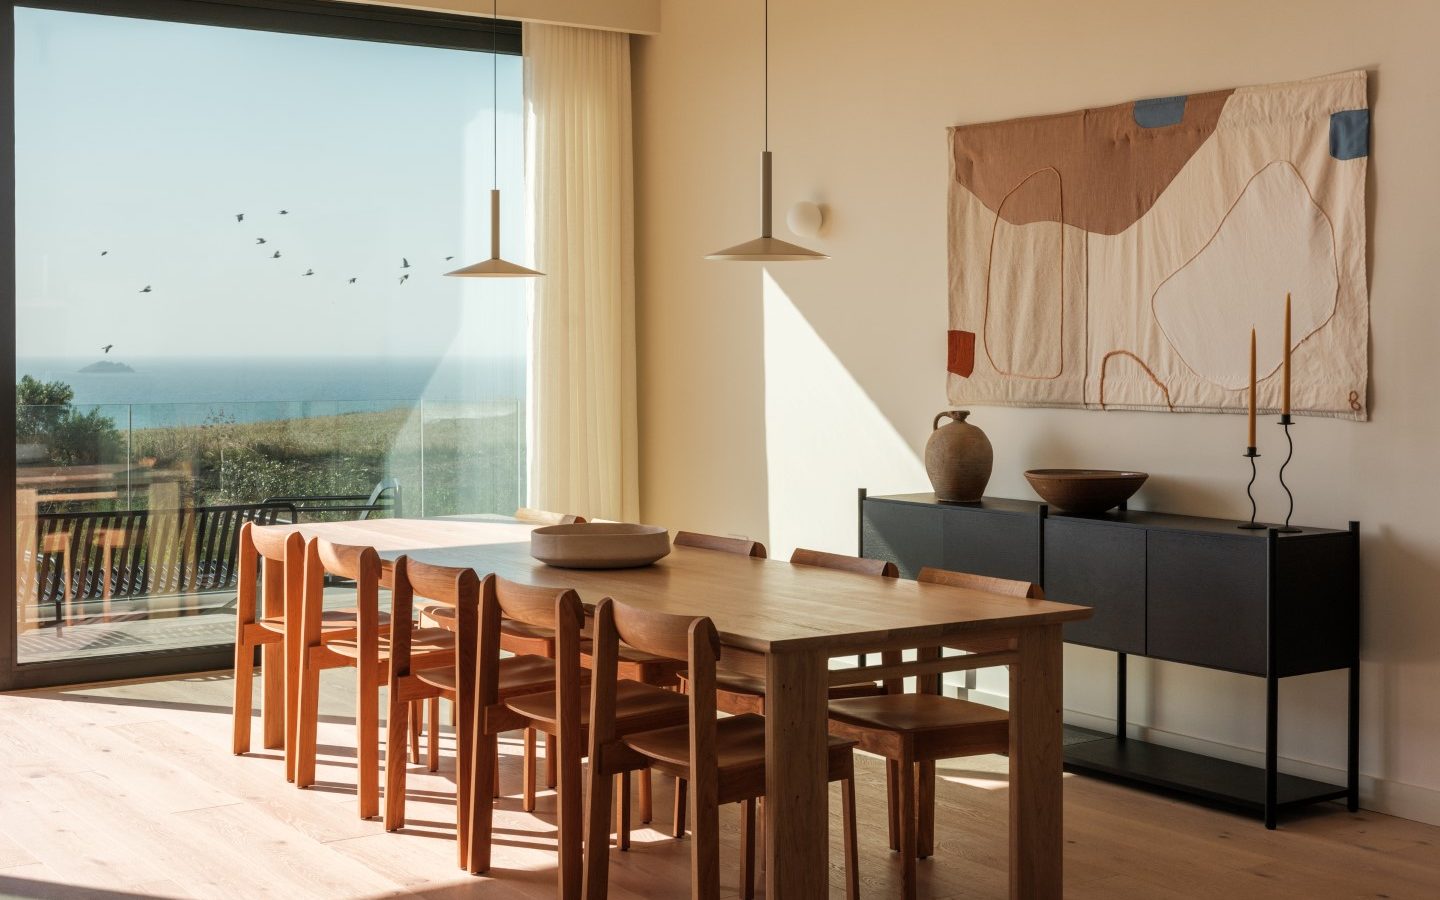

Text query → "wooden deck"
[0,672,1435,899]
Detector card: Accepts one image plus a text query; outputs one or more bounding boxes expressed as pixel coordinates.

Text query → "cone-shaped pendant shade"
[445,189,542,278]
[707,151,826,262]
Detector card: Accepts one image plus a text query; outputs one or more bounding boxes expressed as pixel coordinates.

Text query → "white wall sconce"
[787,200,825,239]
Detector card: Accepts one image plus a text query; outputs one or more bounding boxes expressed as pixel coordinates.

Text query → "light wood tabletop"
[257,516,1092,899]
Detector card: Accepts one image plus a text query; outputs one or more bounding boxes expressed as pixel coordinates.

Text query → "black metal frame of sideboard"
[858,488,1360,829]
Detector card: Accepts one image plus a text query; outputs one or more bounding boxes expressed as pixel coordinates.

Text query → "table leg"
[764,648,828,899]
[1009,623,1063,899]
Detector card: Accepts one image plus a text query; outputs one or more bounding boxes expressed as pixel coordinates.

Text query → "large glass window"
[10,4,527,670]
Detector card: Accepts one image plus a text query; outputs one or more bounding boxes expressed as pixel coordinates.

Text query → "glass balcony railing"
[13,398,524,664]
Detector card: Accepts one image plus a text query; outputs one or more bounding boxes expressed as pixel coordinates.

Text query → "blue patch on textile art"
[1133,96,1187,128]
[1330,109,1370,160]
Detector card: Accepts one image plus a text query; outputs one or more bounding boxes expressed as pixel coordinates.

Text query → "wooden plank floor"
[0,671,1436,899]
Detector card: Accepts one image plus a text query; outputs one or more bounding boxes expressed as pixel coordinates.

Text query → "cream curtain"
[524,23,639,522]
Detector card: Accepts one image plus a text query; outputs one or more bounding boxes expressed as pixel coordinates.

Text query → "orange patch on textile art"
[948,330,977,377]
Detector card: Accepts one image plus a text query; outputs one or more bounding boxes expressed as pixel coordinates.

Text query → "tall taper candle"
[1248,327,1257,447]
[1282,292,1292,416]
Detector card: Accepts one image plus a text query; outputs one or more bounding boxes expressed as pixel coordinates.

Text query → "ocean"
[15,355,526,427]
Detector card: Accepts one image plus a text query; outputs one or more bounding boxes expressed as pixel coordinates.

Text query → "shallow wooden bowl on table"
[530,523,671,569]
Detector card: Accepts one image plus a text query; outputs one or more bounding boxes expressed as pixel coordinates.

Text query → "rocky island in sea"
[79,360,136,374]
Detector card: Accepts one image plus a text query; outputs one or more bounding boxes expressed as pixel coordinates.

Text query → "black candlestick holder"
[1275,414,1302,533]
[1238,445,1266,529]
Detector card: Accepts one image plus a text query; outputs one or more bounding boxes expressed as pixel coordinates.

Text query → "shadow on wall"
[761,269,926,560]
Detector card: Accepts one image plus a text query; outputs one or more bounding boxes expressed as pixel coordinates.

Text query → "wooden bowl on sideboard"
[1023,469,1149,514]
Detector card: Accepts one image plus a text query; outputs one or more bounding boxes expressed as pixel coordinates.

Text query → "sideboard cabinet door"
[862,501,943,579]
[940,507,1040,583]
[1044,518,1146,654]
[1146,531,1268,675]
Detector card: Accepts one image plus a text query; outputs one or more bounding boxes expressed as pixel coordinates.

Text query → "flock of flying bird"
[105,209,459,295]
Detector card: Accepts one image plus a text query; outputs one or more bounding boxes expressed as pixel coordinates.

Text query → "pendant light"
[706,0,826,262]
[446,0,541,278]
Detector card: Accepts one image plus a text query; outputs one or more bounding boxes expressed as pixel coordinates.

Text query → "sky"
[14,6,528,362]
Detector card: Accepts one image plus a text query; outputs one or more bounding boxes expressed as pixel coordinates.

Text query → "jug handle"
[932,410,971,431]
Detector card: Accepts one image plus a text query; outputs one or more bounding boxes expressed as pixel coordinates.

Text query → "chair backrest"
[515,507,588,525]
[588,597,721,820]
[916,566,1045,599]
[237,521,304,628]
[674,531,767,559]
[389,555,480,700]
[303,537,383,649]
[474,575,585,723]
[790,547,899,578]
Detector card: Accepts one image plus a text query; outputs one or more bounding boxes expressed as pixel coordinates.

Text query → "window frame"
[1,0,522,691]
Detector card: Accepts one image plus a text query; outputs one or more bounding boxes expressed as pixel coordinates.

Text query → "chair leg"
[261,641,284,750]
[294,648,322,789]
[639,768,653,824]
[384,693,409,832]
[493,744,502,798]
[842,777,860,900]
[740,798,756,900]
[231,640,254,756]
[523,728,538,812]
[545,731,557,790]
[467,730,497,874]
[898,750,918,900]
[671,777,688,838]
[582,757,616,898]
[284,622,302,783]
[427,695,440,772]
[456,693,475,872]
[615,771,631,851]
[886,758,901,851]
[409,699,422,765]
[918,760,936,859]
[357,662,381,819]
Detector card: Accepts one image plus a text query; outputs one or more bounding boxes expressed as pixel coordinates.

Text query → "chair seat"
[623,712,855,774]
[416,653,556,697]
[258,607,390,635]
[692,671,885,701]
[327,626,454,660]
[423,605,556,650]
[505,679,683,732]
[580,641,687,684]
[826,693,1009,734]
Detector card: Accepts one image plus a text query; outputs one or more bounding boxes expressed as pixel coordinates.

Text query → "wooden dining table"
[257,516,1091,898]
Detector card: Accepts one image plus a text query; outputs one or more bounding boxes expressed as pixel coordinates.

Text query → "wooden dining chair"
[231,522,302,760]
[582,597,860,900]
[824,565,1044,899]
[293,538,452,819]
[453,577,686,896]
[383,555,494,869]
[460,575,608,886]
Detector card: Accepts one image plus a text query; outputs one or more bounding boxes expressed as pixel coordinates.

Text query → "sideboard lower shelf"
[1064,729,1350,815]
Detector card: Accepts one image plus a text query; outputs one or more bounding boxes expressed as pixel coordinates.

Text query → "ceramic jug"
[924,410,993,503]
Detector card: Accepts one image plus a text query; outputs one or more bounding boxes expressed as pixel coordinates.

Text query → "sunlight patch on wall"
[762,270,925,560]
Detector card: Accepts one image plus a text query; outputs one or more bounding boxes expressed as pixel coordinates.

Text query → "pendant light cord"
[763,0,768,152]
[492,0,498,191]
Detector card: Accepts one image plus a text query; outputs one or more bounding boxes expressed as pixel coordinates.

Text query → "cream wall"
[632,0,1440,823]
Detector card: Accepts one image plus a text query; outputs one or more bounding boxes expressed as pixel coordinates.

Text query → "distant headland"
[79,360,136,374]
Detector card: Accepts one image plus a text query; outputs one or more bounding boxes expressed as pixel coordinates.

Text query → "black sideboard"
[858,489,1360,828]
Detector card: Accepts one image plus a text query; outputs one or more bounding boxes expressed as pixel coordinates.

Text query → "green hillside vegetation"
[17,375,523,517]
[130,405,524,516]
